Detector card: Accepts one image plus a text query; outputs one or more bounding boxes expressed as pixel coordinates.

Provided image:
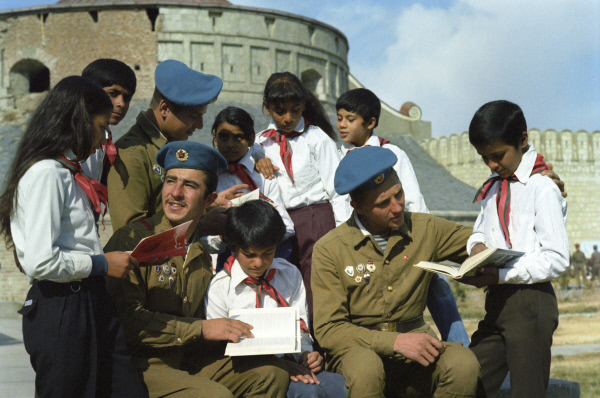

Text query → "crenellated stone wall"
[420,129,600,248]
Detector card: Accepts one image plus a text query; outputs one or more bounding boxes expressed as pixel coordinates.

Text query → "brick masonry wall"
[420,130,600,250]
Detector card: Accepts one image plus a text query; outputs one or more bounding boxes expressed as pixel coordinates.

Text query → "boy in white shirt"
[460,100,569,397]
[205,200,347,398]
[336,88,471,347]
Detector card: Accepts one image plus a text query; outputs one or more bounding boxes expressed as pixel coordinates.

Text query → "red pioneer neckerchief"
[55,155,108,216]
[227,163,273,203]
[103,129,117,166]
[261,119,311,184]
[473,153,548,248]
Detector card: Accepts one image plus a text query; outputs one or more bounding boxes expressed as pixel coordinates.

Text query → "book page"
[460,248,524,277]
[130,220,192,263]
[230,189,260,207]
[225,307,301,356]
[413,261,461,278]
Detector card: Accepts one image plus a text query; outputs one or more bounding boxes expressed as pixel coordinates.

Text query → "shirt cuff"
[90,254,108,276]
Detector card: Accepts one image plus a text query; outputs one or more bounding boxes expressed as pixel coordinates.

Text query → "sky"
[1,0,599,137]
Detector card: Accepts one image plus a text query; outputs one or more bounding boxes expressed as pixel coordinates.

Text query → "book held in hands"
[224,307,301,356]
[413,248,524,279]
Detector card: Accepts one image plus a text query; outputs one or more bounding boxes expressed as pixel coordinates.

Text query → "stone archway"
[9,59,50,95]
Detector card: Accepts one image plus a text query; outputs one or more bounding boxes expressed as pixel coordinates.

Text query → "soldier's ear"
[158,99,171,118]
[350,200,364,215]
[204,192,218,208]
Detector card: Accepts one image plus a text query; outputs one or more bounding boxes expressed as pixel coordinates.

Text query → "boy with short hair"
[205,200,347,398]
[336,88,470,346]
[461,100,569,397]
[81,58,136,183]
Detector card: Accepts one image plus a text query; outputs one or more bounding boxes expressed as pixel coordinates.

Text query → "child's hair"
[222,200,286,252]
[263,72,335,139]
[0,76,112,250]
[82,58,137,96]
[336,88,381,128]
[211,106,255,143]
[468,100,527,148]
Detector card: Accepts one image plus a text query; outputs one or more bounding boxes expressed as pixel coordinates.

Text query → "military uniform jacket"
[312,212,471,360]
[105,211,213,369]
[107,111,167,231]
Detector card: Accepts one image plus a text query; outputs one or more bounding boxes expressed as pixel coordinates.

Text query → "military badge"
[155,265,161,275]
[163,264,171,276]
[176,149,189,162]
[345,266,354,277]
[374,173,385,184]
[153,164,164,176]
[357,263,365,274]
[355,276,362,283]
[171,266,177,275]
[364,273,371,284]
[169,276,175,289]
[158,275,165,283]
[403,255,409,260]
[366,261,376,273]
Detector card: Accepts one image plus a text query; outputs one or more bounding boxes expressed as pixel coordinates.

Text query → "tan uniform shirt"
[107,112,167,231]
[105,211,213,369]
[312,212,471,361]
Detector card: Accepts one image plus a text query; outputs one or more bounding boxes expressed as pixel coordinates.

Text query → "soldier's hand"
[201,318,254,342]
[393,332,445,367]
[541,163,567,198]
[209,184,249,209]
[255,158,279,179]
[105,251,139,279]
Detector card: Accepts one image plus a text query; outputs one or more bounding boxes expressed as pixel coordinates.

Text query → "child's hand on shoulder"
[255,158,279,179]
[458,266,499,288]
[299,350,324,374]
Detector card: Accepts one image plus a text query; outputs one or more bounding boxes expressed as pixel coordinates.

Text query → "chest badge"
[158,275,165,283]
[345,266,354,277]
[171,266,177,275]
[163,264,171,276]
[355,276,363,283]
[153,164,164,176]
[403,255,409,260]
[356,264,365,274]
[155,265,161,275]
[364,273,371,284]
[366,260,376,273]
[169,276,175,289]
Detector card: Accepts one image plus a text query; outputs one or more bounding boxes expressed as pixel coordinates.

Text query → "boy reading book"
[205,200,347,398]
[460,100,569,397]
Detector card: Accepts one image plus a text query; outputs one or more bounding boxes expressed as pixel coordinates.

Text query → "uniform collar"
[137,111,168,149]
[340,132,378,155]
[349,212,411,249]
[265,116,307,133]
[230,258,285,287]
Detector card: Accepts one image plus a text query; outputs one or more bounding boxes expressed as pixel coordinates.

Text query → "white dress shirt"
[205,257,313,360]
[340,133,429,213]
[255,117,352,225]
[11,151,103,283]
[467,144,569,284]
[203,151,296,253]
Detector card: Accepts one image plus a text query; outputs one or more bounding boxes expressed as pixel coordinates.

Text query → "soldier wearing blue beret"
[105,140,290,398]
[311,146,481,397]
[107,60,224,231]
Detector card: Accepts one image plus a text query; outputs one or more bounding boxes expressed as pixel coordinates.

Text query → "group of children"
[0,56,569,398]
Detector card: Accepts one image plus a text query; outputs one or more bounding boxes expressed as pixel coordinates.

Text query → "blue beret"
[155,60,223,107]
[335,147,398,195]
[157,141,228,175]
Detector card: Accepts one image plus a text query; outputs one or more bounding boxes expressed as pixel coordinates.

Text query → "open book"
[413,248,524,279]
[130,220,192,262]
[224,307,301,356]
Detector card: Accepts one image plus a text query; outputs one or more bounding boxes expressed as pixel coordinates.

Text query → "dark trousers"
[19,277,147,398]
[288,202,336,332]
[469,282,558,398]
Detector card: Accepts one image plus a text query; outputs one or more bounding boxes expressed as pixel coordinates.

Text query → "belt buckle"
[377,322,396,332]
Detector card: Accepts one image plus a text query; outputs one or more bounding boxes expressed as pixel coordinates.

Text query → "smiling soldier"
[107,60,223,230]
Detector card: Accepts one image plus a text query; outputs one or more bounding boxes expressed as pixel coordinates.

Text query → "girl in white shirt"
[0,76,146,397]
[254,72,350,330]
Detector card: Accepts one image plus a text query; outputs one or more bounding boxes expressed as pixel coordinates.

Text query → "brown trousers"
[469,282,558,398]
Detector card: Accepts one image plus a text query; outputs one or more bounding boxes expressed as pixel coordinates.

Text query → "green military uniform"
[571,250,588,287]
[312,212,480,398]
[107,112,167,231]
[105,211,289,398]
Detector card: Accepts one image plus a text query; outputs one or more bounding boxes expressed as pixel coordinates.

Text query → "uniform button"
[177,337,182,343]
[387,286,393,292]
[183,296,188,303]
[185,268,190,274]
[387,312,392,318]
[384,260,390,265]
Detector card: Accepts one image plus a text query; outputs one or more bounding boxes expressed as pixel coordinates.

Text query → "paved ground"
[0,303,596,398]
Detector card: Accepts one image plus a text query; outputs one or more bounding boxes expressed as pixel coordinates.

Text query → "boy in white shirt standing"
[460,100,569,397]
[205,200,347,398]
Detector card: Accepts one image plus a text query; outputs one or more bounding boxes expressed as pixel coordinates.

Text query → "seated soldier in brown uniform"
[105,141,289,398]
[311,146,480,397]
